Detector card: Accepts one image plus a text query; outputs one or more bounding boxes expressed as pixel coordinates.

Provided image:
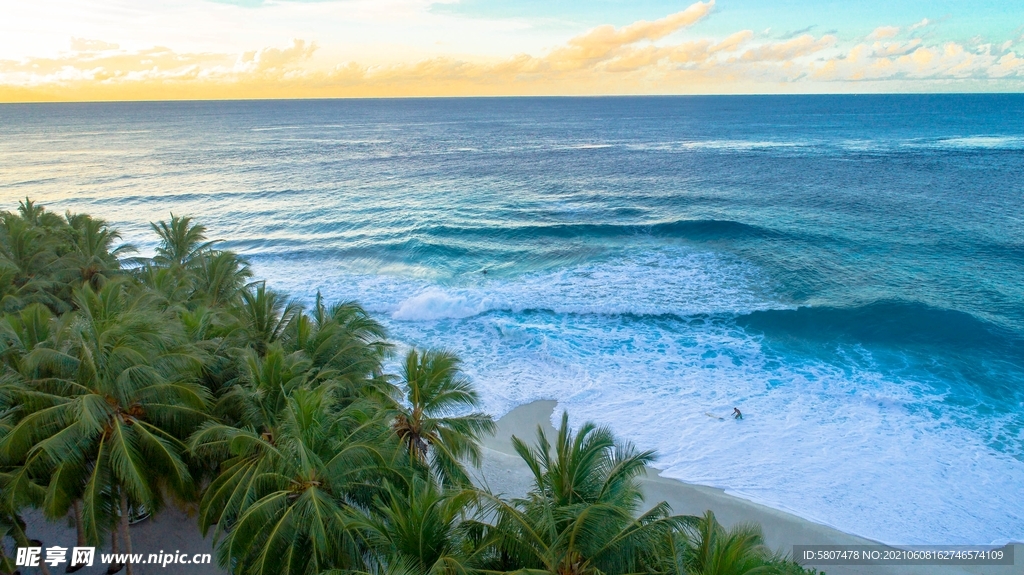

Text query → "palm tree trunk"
[73,500,85,547]
[64,500,87,572]
[107,522,121,574]
[119,493,134,575]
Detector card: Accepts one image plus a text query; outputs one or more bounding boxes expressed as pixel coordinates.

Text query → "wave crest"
[386,248,784,321]
[391,288,494,321]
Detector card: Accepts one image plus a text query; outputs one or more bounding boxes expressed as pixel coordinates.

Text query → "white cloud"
[909,18,931,31]
[869,26,900,40]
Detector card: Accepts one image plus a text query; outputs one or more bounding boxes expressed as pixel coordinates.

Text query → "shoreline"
[475,400,1021,575]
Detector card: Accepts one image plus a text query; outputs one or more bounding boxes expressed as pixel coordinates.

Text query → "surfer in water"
[733,407,743,420]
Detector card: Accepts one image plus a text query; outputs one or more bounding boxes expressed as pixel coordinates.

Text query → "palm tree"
[391,349,495,487]
[485,412,688,575]
[137,264,195,312]
[354,478,488,575]
[150,214,217,271]
[216,345,311,432]
[657,510,773,575]
[0,368,30,574]
[178,305,244,399]
[192,250,252,308]
[233,282,301,356]
[0,280,210,575]
[59,212,135,291]
[289,293,391,398]
[0,210,63,313]
[0,304,90,561]
[0,304,54,375]
[192,387,392,575]
[17,198,65,230]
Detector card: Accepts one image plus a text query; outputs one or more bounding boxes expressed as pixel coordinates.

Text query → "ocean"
[1,95,1022,544]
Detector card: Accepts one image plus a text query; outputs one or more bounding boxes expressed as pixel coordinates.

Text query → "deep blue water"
[1,95,1022,543]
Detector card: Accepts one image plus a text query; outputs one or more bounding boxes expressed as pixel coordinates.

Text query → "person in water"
[733,407,743,420]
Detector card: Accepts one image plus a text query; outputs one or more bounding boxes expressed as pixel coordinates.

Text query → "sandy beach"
[474,400,1022,575]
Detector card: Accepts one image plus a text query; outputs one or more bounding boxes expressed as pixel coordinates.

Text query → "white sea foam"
[622,140,809,153]
[935,136,1024,149]
[561,144,615,150]
[380,249,783,322]
[551,340,1024,544]
[623,137,1024,154]
[682,140,803,151]
[253,247,1024,545]
[407,309,1024,545]
[391,288,496,321]
[906,136,1024,150]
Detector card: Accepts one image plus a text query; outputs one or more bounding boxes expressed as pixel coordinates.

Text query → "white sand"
[475,400,1023,575]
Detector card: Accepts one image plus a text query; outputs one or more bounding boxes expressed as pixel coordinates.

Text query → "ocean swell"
[380,248,785,321]
[738,300,1024,353]
[418,219,788,243]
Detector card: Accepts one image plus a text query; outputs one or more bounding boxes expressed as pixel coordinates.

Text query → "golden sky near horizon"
[1,0,1023,102]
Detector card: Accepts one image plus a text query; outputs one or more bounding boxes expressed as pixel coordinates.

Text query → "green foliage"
[0,199,803,575]
[392,348,496,487]
[194,389,385,575]
[0,199,131,314]
[0,367,28,574]
[353,478,489,575]
[483,411,688,575]
[151,214,216,271]
[0,279,208,548]
[660,510,773,575]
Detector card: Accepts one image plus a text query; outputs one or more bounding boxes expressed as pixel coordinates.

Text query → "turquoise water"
[1,96,1022,543]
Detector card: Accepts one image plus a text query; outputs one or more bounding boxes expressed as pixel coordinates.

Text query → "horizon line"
[4,91,1024,105]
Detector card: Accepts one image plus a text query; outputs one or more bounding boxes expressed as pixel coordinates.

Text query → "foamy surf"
[378,248,785,322]
[252,247,1024,546]
[391,288,496,321]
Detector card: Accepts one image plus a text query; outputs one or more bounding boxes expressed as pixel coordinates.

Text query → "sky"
[1,0,1022,101]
